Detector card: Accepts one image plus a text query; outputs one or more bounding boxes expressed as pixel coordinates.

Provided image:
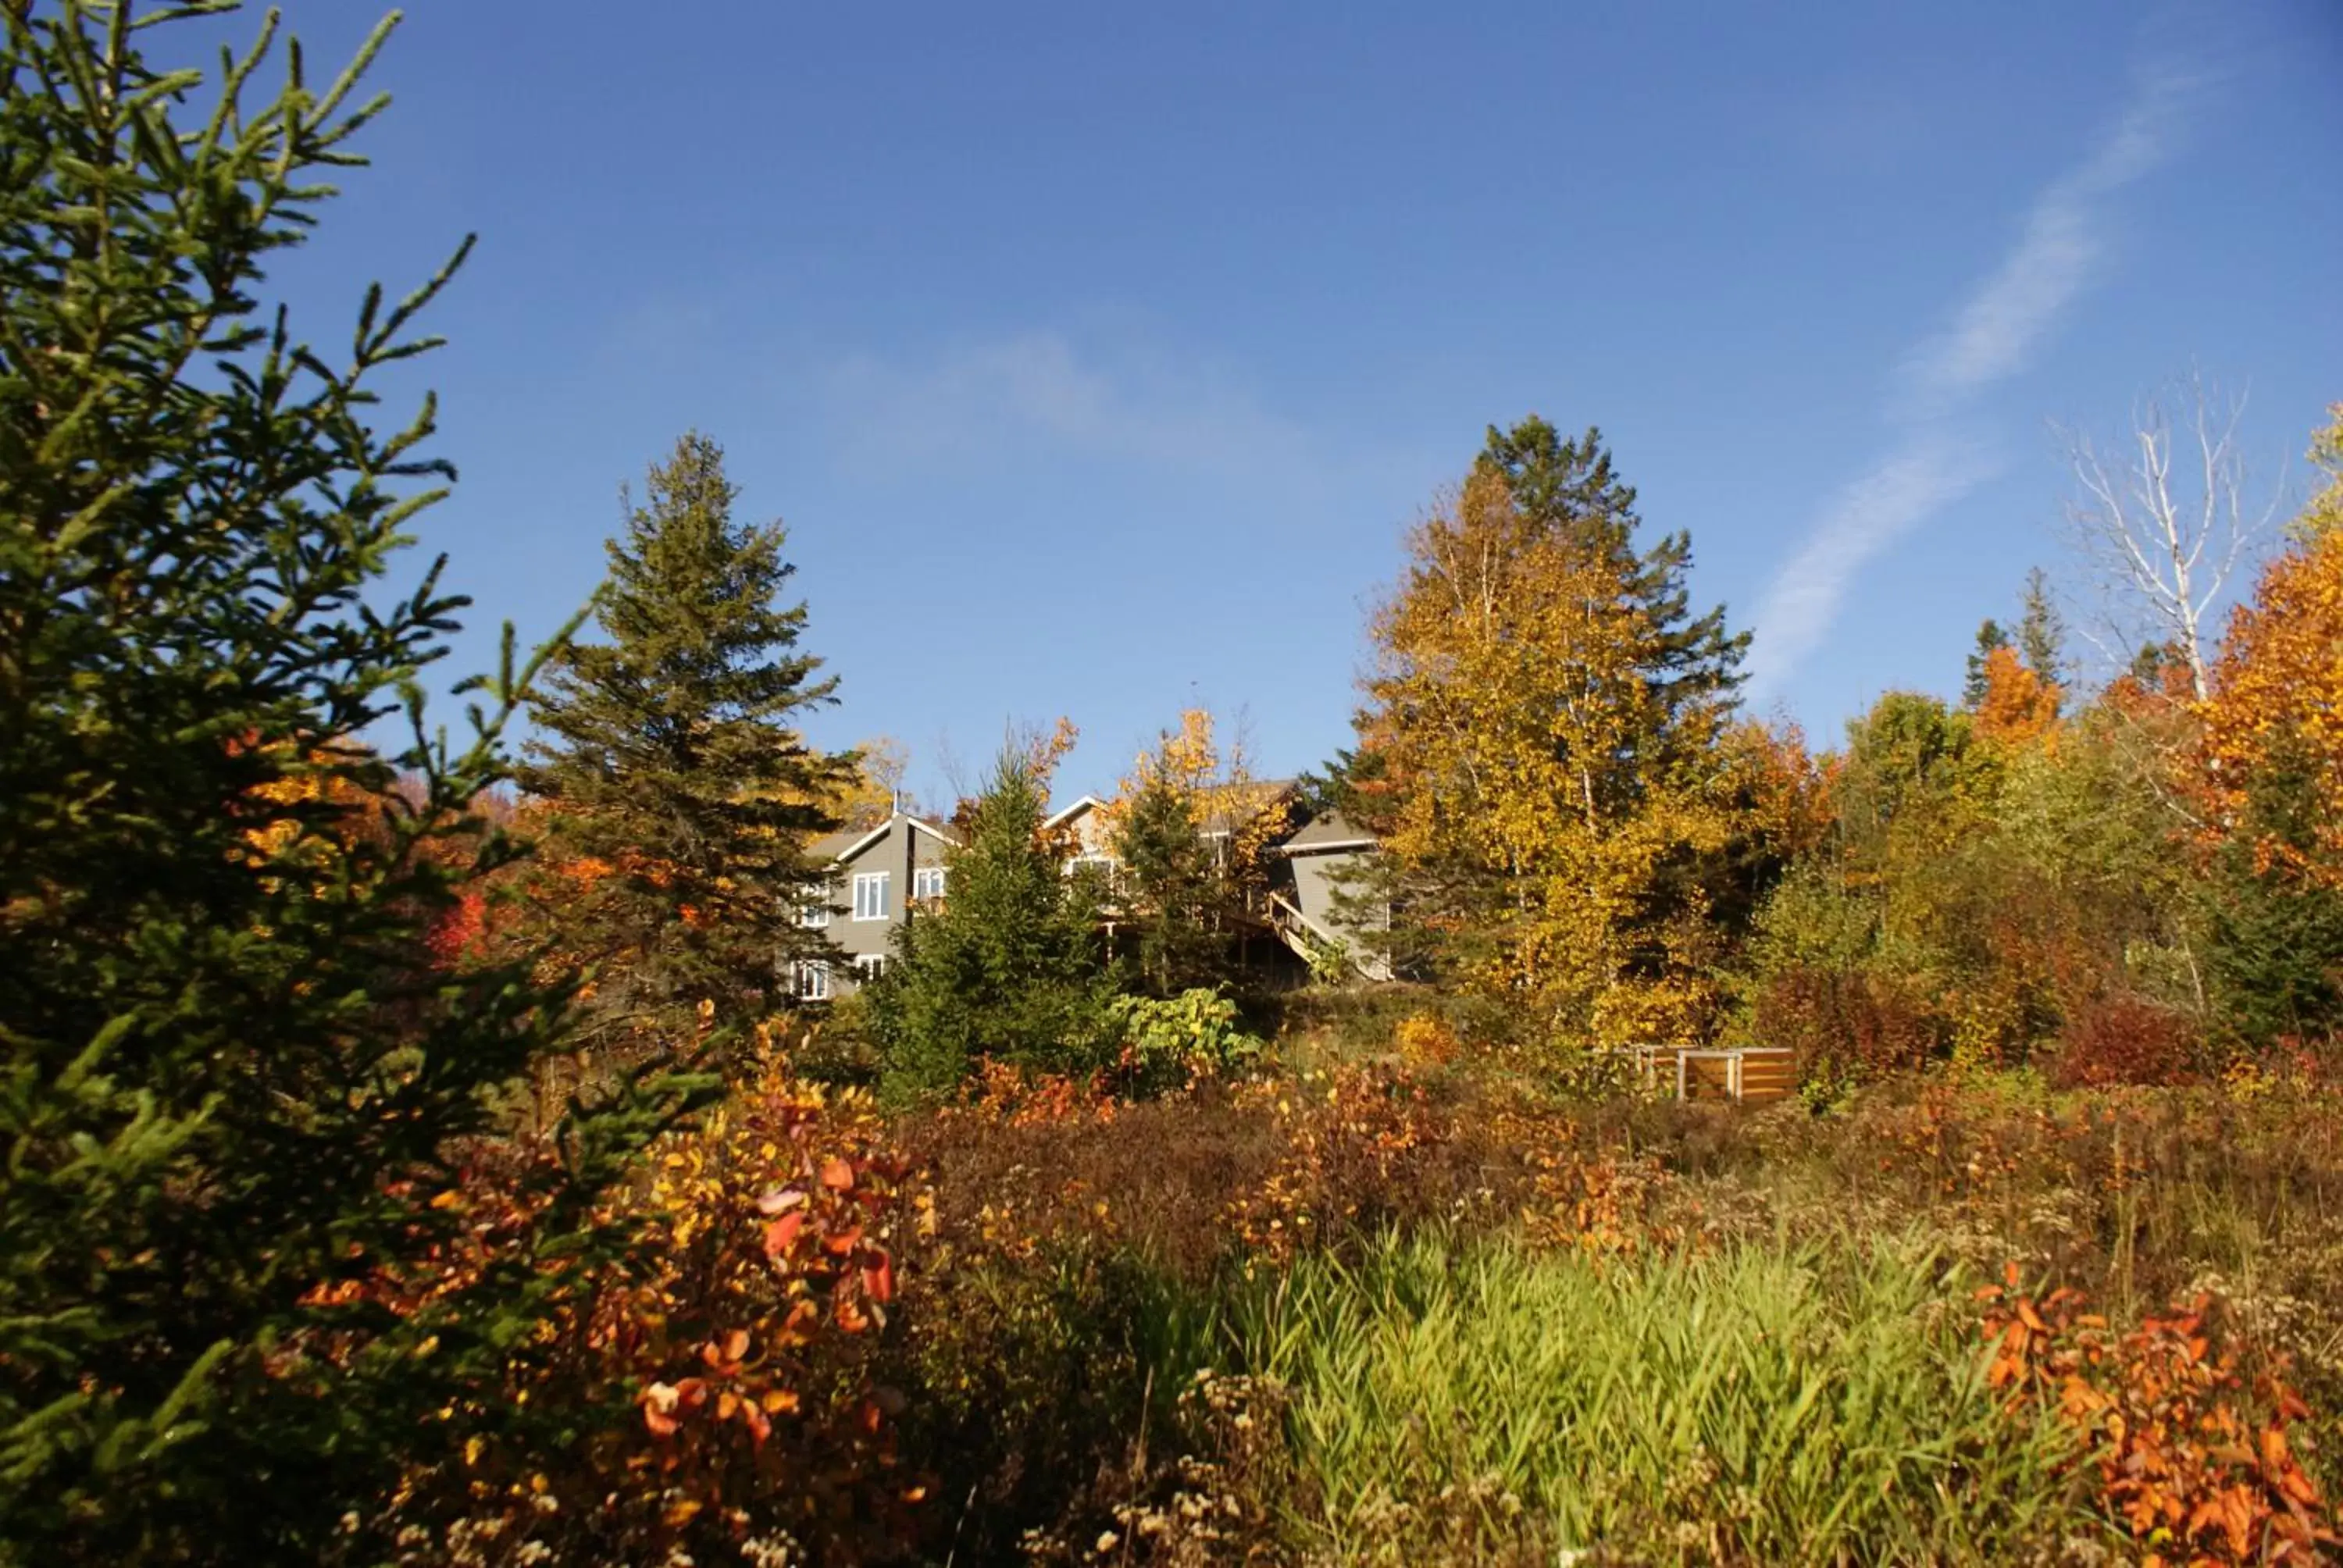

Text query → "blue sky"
[251,1,2342,805]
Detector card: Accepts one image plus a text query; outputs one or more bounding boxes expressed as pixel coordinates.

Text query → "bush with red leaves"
[1749,965,1942,1085]
[2052,994,2203,1089]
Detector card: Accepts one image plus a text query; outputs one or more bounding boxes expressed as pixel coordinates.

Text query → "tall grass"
[1232,1231,2088,1564]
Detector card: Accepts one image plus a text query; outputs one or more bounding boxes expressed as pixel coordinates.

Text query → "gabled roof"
[1278,809,1376,854]
[809,812,961,867]
[1043,794,1108,829]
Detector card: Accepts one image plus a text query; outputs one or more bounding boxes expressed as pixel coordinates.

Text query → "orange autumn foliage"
[2199,521,2343,885]
[1721,717,1839,865]
[1978,1267,2335,1565]
[354,1048,936,1561]
[1974,645,2063,747]
[1027,715,1081,790]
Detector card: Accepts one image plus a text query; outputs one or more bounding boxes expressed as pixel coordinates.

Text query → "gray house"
[1267,809,1392,981]
[1039,788,1390,982]
[788,793,1390,1000]
[793,811,958,1000]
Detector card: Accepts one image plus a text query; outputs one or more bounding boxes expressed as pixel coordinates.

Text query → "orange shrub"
[368,1054,935,1565]
[1978,1267,2336,1565]
[1221,1063,1441,1261]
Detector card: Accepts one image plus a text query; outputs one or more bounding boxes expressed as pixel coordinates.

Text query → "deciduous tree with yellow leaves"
[2193,408,2343,1042]
[1351,418,1750,1050]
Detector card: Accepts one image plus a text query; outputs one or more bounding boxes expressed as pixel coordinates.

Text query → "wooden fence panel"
[1632,1046,1797,1104]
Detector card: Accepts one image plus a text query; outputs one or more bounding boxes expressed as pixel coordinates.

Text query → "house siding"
[799,815,954,995]
[791,799,1390,997]
[1289,848,1386,944]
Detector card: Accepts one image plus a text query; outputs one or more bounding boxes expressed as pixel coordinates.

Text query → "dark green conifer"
[865,749,1116,1096]
[0,6,704,1559]
[2017,567,2066,702]
[1476,415,1750,752]
[1113,763,1229,1000]
[519,433,852,1040]
[1963,620,2010,708]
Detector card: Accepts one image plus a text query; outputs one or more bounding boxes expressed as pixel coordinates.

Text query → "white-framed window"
[800,895,832,928]
[854,953,886,982]
[793,960,831,1003]
[852,871,890,921]
[912,866,947,901]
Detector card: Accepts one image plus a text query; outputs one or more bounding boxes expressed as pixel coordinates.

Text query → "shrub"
[1393,1012,1461,1069]
[1978,1269,2338,1563]
[2051,993,2202,1089]
[1749,964,1943,1085]
[1109,989,1263,1094]
[376,1057,929,1565]
[889,1245,1218,1564]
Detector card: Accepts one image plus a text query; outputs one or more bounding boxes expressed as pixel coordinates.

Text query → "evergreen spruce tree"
[865,750,1116,1096]
[1965,575,2063,714]
[519,433,851,1042]
[2017,567,2066,704]
[1477,416,1749,743]
[1963,620,2010,708]
[0,6,703,1561]
[1113,766,1225,996]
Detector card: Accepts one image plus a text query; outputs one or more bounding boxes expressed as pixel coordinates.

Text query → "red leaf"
[763,1211,805,1258]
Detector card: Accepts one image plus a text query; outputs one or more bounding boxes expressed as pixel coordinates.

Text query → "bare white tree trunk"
[2059,372,2281,701]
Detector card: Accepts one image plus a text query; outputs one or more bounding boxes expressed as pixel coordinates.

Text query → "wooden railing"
[1267,893,1392,982]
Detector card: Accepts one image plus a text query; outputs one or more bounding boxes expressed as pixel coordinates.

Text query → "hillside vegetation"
[5,6,2341,1566]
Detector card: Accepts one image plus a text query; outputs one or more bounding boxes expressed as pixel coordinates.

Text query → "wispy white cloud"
[1899,66,2192,411]
[1749,60,2198,697]
[1743,437,1995,692]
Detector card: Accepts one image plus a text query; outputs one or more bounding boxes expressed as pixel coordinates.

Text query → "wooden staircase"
[1267,892,1391,982]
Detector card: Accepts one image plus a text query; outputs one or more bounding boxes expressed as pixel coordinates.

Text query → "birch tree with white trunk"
[2059,375,2283,702]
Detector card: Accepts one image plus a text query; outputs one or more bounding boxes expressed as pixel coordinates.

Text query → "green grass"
[1229,1230,2089,1564]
